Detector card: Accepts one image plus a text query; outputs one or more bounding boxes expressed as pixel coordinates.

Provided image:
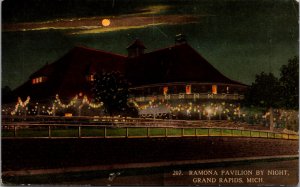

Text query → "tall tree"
[244,72,282,131]
[92,72,137,116]
[279,56,299,109]
[244,72,281,108]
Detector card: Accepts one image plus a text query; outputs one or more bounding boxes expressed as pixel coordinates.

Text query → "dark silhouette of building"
[9,36,248,117]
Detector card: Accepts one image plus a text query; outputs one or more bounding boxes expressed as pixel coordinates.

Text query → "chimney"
[175,34,187,45]
[126,39,146,58]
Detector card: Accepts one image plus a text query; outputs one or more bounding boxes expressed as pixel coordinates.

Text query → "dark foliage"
[244,56,299,110]
[92,72,138,116]
[279,56,299,110]
[244,72,282,108]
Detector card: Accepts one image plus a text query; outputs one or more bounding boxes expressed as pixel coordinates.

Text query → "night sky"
[2,0,299,89]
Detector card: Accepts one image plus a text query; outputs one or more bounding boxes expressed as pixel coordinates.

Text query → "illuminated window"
[65,113,73,117]
[32,76,47,84]
[226,86,229,93]
[163,86,168,95]
[186,85,191,94]
[212,85,217,94]
[87,74,95,82]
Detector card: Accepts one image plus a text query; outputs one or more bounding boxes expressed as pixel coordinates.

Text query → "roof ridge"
[143,43,189,55]
[126,39,146,49]
[181,44,248,86]
[73,45,127,58]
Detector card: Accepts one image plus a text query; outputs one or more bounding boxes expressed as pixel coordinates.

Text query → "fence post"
[250,131,252,137]
[267,132,269,138]
[147,127,150,137]
[126,127,129,138]
[48,125,51,138]
[14,125,17,137]
[208,128,210,136]
[195,128,197,136]
[165,128,168,137]
[104,127,107,138]
[78,125,81,138]
[240,130,242,136]
[231,129,233,136]
[259,131,261,138]
[181,128,184,137]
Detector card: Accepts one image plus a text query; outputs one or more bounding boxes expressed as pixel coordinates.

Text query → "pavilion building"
[8,35,248,118]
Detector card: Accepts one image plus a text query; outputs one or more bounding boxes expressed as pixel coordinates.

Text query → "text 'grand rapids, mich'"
[189,169,289,184]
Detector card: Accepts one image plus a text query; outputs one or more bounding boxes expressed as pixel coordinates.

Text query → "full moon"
[102,19,111,27]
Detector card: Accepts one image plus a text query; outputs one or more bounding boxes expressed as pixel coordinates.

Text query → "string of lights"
[4,94,297,129]
[55,94,78,108]
[10,96,30,115]
[9,94,103,116]
[81,95,103,108]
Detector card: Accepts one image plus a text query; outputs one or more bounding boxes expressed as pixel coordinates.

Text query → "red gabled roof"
[14,46,126,100]
[125,43,247,87]
[30,63,53,78]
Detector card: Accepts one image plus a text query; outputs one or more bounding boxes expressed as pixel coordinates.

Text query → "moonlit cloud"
[2,17,103,32]
[2,15,200,34]
[133,5,170,15]
[2,5,201,34]
[69,15,199,35]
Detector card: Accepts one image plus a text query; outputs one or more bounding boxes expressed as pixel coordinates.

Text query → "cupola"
[127,39,146,58]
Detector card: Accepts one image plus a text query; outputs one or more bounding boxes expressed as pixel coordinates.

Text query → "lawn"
[167,128,182,136]
[149,128,166,136]
[128,127,147,137]
[2,128,49,137]
[81,127,105,137]
[1,126,297,140]
[106,128,127,137]
[183,128,196,136]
